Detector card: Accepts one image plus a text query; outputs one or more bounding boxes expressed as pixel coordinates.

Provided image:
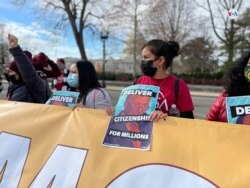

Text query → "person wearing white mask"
[67,60,112,109]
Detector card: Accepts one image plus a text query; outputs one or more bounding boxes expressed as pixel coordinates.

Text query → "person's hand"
[149,110,168,121]
[105,107,114,116]
[8,34,18,48]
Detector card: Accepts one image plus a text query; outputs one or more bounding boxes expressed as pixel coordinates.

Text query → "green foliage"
[175,72,224,85]
[97,72,134,81]
[97,71,224,85]
[176,72,223,79]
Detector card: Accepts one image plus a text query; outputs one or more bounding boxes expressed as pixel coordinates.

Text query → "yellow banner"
[1,100,250,187]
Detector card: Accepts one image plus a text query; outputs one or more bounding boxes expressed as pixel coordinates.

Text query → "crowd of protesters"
[3,34,112,110]
[1,34,250,125]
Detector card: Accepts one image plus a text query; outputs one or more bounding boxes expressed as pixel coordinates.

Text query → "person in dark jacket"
[206,51,250,122]
[6,33,51,103]
[0,75,3,93]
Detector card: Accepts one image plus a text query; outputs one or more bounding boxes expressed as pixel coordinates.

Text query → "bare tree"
[14,0,109,60]
[181,37,218,73]
[141,0,195,42]
[139,0,196,73]
[193,0,244,70]
[235,8,250,56]
[0,24,10,75]
[123,30,146,73]
[104,0,151,77]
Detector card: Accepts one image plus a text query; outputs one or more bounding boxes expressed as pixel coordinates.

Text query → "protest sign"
[103,85,159,150]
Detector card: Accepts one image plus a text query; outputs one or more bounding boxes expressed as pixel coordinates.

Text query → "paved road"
[0,82,217,119]
[192,96,215,119]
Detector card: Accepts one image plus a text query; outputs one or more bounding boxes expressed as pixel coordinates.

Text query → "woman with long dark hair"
[67,60,112,109]
[206,51,250,122]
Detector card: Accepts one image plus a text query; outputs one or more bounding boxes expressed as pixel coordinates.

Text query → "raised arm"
[8,34,49,103]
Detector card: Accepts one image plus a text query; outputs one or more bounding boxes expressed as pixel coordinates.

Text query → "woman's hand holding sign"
[149,110,168,121]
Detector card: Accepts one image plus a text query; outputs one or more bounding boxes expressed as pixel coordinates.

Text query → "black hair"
[225,51,250,96]
[142,39,180,69]
[74,60,101,103]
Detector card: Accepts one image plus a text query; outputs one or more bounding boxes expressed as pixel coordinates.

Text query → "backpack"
[174,78,180,102]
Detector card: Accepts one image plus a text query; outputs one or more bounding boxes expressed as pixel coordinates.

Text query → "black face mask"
[8,75,23,85]
[140,59,157,77]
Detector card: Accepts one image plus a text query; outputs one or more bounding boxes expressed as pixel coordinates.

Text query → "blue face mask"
[67,73,79,88]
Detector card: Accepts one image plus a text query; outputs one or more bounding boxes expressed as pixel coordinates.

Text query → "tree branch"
[206,0,226,43]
